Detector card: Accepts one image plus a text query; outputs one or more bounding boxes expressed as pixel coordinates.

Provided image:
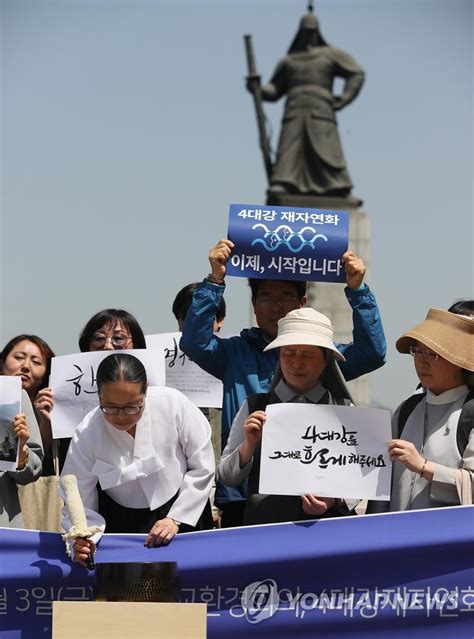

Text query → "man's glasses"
[100,403,144,416]
[409,346,439,361]
[91,333,132,349]
[255,296,300,308]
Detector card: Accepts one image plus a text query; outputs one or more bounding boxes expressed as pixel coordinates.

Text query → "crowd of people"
[0,239,472,566]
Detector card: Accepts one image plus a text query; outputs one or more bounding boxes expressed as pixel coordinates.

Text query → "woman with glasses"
[34,309,146,473]
[385,307,473,511]
[61,353,214,567]
[78,308,146,352]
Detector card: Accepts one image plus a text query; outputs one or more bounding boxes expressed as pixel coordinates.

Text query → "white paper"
[0,376,22,471]
[259,404,392,500]
[146,332,223,408]
[50,349,165,438]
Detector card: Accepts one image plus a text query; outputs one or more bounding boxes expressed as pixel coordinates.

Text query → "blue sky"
[1,0,472,409]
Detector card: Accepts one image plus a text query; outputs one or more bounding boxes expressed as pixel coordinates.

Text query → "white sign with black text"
[50,349,165,438]
[259,404,392,500]
[146,332,223,408]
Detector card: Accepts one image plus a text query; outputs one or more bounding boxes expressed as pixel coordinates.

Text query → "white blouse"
[61,386,215,535]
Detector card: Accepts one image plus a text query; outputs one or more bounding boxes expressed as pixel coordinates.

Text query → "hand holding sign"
[208,239,234,282]
[12,413,29,469]
[240,410,267,468]
[301,494,337,516]
[34,387,54,452]
[341,251,366,290]
[389,439,432,479]
[34,387,54,419]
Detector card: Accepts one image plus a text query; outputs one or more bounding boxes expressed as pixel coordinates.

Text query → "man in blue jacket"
[180,239,386,527]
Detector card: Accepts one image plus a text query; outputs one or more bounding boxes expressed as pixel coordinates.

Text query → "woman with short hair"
[78,308,146,352]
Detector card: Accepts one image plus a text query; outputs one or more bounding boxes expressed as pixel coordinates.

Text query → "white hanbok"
[60,386,214,537]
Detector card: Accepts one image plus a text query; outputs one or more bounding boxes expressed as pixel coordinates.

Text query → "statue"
[246,8,364,201]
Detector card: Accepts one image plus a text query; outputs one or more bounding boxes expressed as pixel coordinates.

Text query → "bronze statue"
[246,10,364,200]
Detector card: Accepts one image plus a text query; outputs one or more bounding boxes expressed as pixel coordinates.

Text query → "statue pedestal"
[267,191,363,210]
[266,193,372,406]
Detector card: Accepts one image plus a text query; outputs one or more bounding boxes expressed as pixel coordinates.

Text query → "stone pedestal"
[266,192,372,406]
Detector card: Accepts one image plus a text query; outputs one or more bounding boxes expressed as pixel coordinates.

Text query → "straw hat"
[396,308,474,371]
[264,308,345,362]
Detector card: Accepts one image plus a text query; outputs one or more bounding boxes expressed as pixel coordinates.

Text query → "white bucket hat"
[263,308,346,362]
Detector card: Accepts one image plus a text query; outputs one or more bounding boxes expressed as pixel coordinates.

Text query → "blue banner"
[227,204,349,283]
[1,507,473,638]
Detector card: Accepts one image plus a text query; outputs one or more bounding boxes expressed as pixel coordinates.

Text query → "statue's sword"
[243,34,273,184]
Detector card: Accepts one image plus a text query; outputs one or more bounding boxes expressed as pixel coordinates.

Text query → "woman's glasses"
[91,333,132,349]
[100,404,144,416]
[409,346,439,361]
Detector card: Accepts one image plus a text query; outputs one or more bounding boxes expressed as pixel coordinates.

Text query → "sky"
[1,0,472,410]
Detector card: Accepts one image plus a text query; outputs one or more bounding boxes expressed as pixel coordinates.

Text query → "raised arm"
[180,240,234,380]
[335,251,386,381]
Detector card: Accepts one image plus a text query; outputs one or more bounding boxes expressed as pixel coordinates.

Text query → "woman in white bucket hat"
[218,308,356,525]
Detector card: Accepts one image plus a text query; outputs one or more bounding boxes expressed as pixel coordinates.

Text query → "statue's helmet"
[288,11,328,53]
[300,12,319,30]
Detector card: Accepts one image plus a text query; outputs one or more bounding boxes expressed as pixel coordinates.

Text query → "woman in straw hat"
[387,307,473,511]
[218,307,356,525]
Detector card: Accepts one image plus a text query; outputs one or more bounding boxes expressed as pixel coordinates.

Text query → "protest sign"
[50,350,165,438]
[0,376,22,471]
[227,204,349,283]
[146,332,223,408]
[260,404,391,500]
